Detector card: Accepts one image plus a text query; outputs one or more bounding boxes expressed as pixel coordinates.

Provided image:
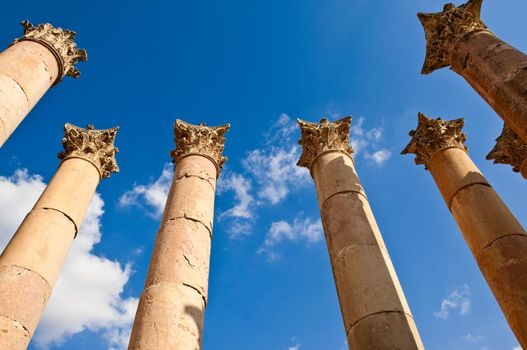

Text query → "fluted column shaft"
[0,21,86,147]
[0,124,118,349]
[418,0,527,142]
[403,113,527,347]
[298,118,423,350]
[129,120,229,350]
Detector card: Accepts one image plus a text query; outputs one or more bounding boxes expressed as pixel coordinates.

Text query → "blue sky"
[1,0,526,349]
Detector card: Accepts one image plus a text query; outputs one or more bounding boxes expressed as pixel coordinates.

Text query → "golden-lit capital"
[14,20,87,83]
[418,0,491,74]
[487,125,527,174]
[58,123,119,179]
[170,119,230,174]
[297,116,353,170]
[402,112,467,169]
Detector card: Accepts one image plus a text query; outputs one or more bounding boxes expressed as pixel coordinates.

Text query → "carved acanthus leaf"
[14,20,87,83]
[58,123,119,179]
[170,120,230,173]
[297,117,353,169]
[418,0,492,74]
[486,125,527,173]
[402,112,467,169]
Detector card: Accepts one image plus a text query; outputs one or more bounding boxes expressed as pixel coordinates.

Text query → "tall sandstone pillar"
[129,120,229,350]
[0,21,86,147]
[418,0,527,142]
[0,123,119,349]
[297,117,424,350]
[402,113,527,347]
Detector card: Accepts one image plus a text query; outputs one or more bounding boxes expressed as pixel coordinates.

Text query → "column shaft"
[129,156,217,350]
[313,152,423,349]
[429,147,527,346]
[0,158,100,349]
[0,41,59,146]
[451,31,527,142]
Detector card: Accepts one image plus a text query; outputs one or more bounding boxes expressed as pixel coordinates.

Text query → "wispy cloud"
[464,334,483,343]
[118,163,173,218]
[434,285,471,319]
[0,169,136,350]
[217,172,255,238]
[288,337,301,350]
[258,215,323,261]
[350,116,392,166]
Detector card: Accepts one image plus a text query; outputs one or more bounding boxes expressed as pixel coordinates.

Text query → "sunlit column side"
[402,113,527,347]
[297,117,424,350]
[129,120,229,350]
[0,124,118,349]
[418,0,527,142]
[0,21,86,147]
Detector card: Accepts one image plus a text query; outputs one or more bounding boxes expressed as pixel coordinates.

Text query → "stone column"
[402,113,527,347]
[0,124,118,349]
[0,21,86,147]
[487,124,527,179]
[129,120,229,350]
[297,118,424,350]
[418,0,527,142]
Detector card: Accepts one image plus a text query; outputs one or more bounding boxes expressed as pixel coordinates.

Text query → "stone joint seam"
[35,207,79,238]
[142,281,207,307]
[174,153,221,178]
[477,233,527,261]
[168,215,213,240]
[174,173,215,191]
[0,72,31,109]
[447,182,492,211]
[0,313,32,337]
[0,116,7,142]
[322,189,368,208]
[346,310,415,338]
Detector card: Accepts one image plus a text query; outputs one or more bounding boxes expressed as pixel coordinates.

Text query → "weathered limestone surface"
[403,113,527,347]
[418,0,527,143]
[129,120,229,350]
[0,21,86,147]
[0,124,118,349]
[487,125,527,179]
[298,118,424,350]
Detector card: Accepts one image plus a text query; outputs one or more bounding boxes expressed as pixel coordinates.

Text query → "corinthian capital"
[170,120,230,173]
[297,117,353,169]
[14,20,87,83]
[487,125,527,173]
[418,0,491,74]
[58,123,119,179]
[402,113,467,169]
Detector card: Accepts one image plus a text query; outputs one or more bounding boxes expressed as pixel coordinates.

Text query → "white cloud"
[0,169,136,349]
[218,172,255,220]
[513,346,523,350]
[366,149,392,166]
[288,337,300,350]
[350,117,392,165]
[258,216,323,261]
[464,334,483,343]
[434,285,471,319]
[118,163,173,218]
